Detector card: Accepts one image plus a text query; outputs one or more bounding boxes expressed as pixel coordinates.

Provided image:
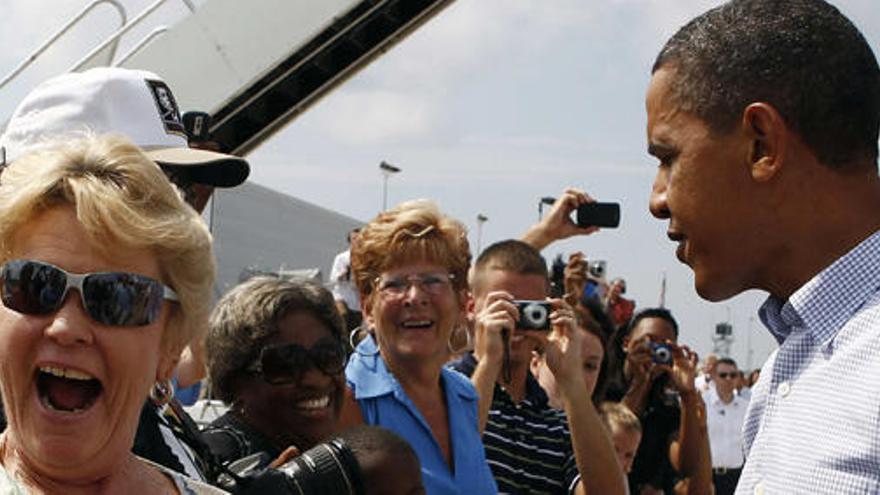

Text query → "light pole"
[379,161,401,211]
[538,196,556,221]
[476,213,488,253]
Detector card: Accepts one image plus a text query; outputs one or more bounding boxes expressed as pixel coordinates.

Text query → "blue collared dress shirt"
[346,334,498,495]
[736,230,880,494]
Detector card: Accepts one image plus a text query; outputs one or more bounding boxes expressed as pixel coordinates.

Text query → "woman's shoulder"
[139,457,230,495]
[441,366,478,400]
[168,475,229,495]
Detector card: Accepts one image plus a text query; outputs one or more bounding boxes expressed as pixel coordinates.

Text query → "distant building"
[210,181,362,297]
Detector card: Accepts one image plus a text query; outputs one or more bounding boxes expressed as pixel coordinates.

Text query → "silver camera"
[588,260,607,278]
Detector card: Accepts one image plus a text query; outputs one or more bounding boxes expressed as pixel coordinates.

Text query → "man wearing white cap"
[0,67,250,482]
[1,67,249,190]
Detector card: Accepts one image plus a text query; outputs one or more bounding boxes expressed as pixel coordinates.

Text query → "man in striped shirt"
[450,240,625,494]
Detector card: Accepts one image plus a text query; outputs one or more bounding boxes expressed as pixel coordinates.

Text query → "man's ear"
[462,290,475,317]
[742,102,787,182]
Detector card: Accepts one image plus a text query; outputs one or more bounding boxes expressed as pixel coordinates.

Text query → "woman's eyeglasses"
[248,339,348,385]
[0,259,178,327]
[374,272,455,299]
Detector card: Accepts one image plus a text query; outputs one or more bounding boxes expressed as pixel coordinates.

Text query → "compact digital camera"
[515,300,551,331]
[650,342,674,365]
[588,260,606,279]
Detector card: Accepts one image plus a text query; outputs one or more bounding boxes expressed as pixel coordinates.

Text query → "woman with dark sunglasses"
[203,276,348,466]
[0,135,220,494]
[344,200,497,494]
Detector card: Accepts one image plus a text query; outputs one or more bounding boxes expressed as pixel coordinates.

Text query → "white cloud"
[307,89,434,145]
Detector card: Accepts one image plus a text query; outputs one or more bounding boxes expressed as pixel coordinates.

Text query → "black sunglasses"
[0,259,178,327]
[161,165,199,206]
[717,372,737,379]
[249,338,347,385]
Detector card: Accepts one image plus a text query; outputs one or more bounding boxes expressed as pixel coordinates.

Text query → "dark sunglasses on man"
[0,259,178,327]
[248,338,347,385]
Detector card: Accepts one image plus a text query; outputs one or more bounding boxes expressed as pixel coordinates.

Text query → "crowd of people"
[0,0,877,493]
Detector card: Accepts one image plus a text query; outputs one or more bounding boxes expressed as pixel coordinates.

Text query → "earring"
[150,379,175,407]
[350,326,380,357]
[447,324,472,355]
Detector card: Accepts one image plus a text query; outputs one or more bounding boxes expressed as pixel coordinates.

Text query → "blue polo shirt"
[346,334,497,495]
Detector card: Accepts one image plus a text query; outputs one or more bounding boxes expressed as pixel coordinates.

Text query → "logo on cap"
[146,79,185,136]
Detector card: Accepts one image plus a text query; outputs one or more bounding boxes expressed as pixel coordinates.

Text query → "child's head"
[339,425,425,495]
[599,402,642,474]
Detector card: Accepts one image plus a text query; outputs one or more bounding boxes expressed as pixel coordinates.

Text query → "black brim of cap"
[147,147,250,188]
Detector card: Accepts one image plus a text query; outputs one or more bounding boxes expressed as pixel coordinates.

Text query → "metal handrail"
[0,0,127,91]
[70,0,172,72]
[114,26,169,67]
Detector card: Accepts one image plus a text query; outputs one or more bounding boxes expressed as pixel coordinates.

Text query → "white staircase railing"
[1,0,197,91]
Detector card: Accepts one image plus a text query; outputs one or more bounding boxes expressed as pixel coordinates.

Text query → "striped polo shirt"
[451,353,579,494]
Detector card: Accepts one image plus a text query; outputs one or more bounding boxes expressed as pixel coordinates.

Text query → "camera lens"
[277,439,363,495]
[522,303,548,328]
[651,344,673,365]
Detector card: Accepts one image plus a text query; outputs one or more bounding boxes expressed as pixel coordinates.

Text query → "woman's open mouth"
[36,366,103,414]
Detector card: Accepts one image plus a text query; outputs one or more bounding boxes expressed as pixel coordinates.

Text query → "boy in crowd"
[599,402,642,476]
[451,239,626,494]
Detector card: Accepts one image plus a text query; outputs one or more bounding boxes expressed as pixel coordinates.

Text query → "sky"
[3,0,880,370]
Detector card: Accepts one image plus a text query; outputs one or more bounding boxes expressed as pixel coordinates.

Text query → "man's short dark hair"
[627,307,679,340]
[716,357,738,369]
[472,239,549,296]
[653,0,880,168]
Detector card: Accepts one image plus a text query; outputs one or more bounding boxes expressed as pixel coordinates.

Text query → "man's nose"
[649,169,671,219]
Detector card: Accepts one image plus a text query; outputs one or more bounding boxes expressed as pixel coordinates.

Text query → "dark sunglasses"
[0,259,178,327]
[161,165,199,205]
[717,372,737,379]
[248,339,347,385]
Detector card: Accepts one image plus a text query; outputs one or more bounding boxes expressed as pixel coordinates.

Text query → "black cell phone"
[576,202,621,228]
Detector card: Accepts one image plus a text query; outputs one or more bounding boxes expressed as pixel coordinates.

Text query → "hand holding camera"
[531,299,586,391]
[666,343,699,397]
[521,188,601,251]
[625,337,678,387]
[563,252,588,305]
[474,291,518,369]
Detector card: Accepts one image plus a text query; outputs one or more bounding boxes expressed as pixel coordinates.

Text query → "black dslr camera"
[219,438,364,495]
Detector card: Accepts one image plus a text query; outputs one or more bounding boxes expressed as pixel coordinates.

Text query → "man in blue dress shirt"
[646,1,880,493]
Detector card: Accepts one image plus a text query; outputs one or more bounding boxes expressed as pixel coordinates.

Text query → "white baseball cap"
[0,67,249,187]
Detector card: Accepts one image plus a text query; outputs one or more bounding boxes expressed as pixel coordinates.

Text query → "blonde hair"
[351,200,471,299]
[599,401,642,435]
[0,134,215,355]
